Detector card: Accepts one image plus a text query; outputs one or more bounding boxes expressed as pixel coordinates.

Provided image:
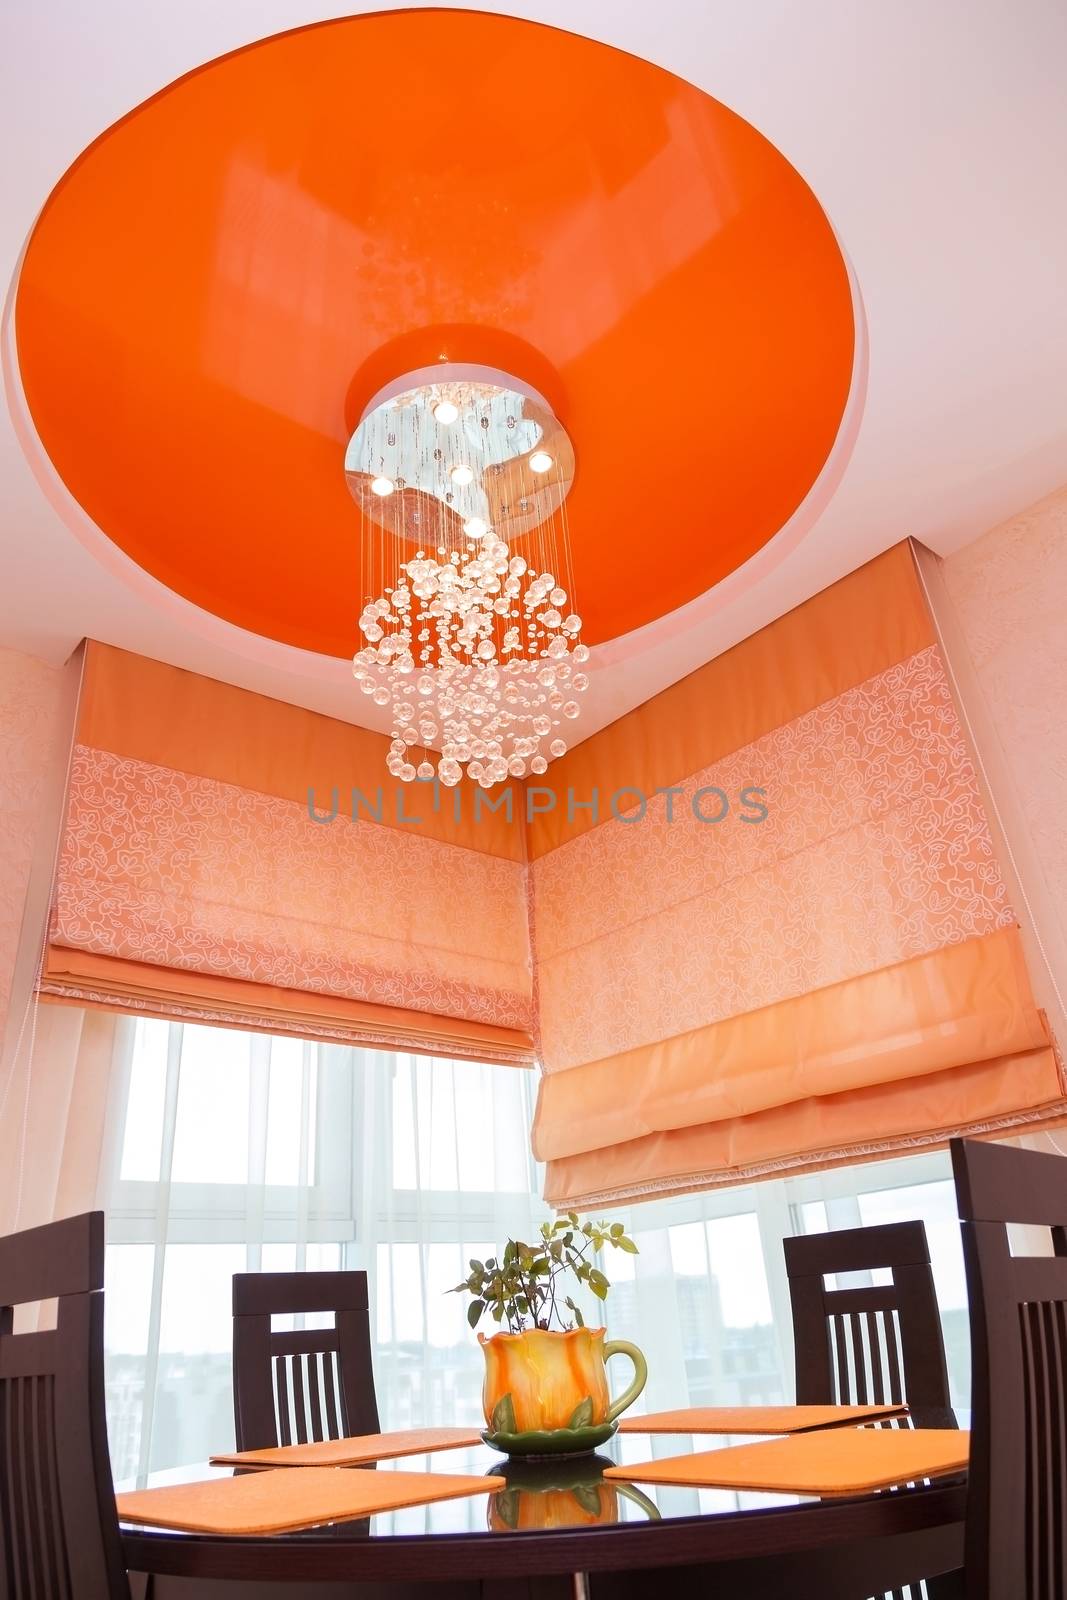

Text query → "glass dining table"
[120,1412,967,1598]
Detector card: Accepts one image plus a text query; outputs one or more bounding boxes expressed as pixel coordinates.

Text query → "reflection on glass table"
[119,1411,964,1543]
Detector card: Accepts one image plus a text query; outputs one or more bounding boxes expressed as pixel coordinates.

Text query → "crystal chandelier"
[347,365,588,788]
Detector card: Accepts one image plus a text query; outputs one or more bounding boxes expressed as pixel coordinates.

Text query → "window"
[103,1017,544,1483]
[792,1163,970,1406]
[103,1015,970,1485]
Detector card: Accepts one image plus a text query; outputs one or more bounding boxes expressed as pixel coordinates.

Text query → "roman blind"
[529,544,1065,1204]
[41,644,533,1065]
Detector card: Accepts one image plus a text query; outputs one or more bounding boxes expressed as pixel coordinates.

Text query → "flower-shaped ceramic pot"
[479,1327,647,1458]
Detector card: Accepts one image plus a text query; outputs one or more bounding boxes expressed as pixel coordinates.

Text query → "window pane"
[857,1179,970,1405]
[669,1221,709,1279]
[104,1243,155,1482]
[306,1242,342,1272]
[374,1240,494,1431]
[656,1212,783,1404]
[708,1214,772,1327]
[391,1055,531,1193]
[151,1244,245,1470]
[264,1037,317,1186]
[119,1019,169,1181]
[171,1026,250,1184]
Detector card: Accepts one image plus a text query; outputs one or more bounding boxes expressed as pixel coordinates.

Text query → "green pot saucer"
[481,1420,618,1459]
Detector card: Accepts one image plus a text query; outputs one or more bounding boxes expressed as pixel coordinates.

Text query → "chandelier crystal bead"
[346,367,587,787]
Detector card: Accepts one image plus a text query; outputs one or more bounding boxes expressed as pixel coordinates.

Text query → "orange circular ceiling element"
[15,11,856,655]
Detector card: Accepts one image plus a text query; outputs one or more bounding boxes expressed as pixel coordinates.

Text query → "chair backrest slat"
[232,1270,378,1451]
[274,1356,292,1447]
[0,1211,127,1600]
[321,1347,342,1440]
[952,1136,1067,1600]
[785,1220,951,1409]
[291,1352,309,1445]
[306,1352,324,1442]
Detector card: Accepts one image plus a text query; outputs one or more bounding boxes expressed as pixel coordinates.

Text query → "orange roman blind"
[529,545,1065,1204]
[41,644,534,1064]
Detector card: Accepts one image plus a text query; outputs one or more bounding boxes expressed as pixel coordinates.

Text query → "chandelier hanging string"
[347,369,588,788]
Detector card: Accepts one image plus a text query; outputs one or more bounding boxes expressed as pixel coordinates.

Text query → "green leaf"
[616,1237,639,1254]
[492,1304,504,1322]
[568,1213,580,1228]
[588,1269,609,1301]
[491,1393,517,1434]
[610,1223,624,1238]
[567,1396,594,1429]
[494,1489,521,1528]
[564,1296,585,1329]
[572,1485,602,1517]
[466,1299,484,1329]
[469,1258,484,1274]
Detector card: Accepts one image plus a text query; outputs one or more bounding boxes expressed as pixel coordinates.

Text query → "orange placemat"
[117,1465,505,1535]
[605,1427,969,1497]
[618,1404,907,1436]
[210,1426,484,1469]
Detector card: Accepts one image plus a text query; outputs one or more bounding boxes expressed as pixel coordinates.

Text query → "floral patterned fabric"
[52,746,533,1032]
[531,645,1015,1075]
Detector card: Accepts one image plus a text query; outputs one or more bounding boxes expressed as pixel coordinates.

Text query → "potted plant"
[451,1214,647,1455]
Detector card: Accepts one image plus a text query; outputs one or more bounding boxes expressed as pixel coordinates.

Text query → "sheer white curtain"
[601,1159,973,1427]
[101,1016,549,1483]
[100,1012,978,1486]
[0,1004,116,1247]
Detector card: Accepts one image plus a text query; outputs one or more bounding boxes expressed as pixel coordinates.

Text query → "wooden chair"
[952,1136,1067,1600]
[0,1210,128,1599]
[231,1270,380,1451]
[785,1220,951,1410]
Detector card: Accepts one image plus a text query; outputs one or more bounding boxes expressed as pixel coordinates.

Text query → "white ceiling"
[2,0,1066,744]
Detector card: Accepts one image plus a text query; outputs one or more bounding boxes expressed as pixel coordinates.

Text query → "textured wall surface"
[942,483,1067,971]
[0,646,63,1049]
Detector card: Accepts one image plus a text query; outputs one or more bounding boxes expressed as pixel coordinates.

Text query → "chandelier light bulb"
[450,464,474,487]
[370,476,395,497]
[529,451,553,474]
[464,517,489,539]
[433,400,459,425]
